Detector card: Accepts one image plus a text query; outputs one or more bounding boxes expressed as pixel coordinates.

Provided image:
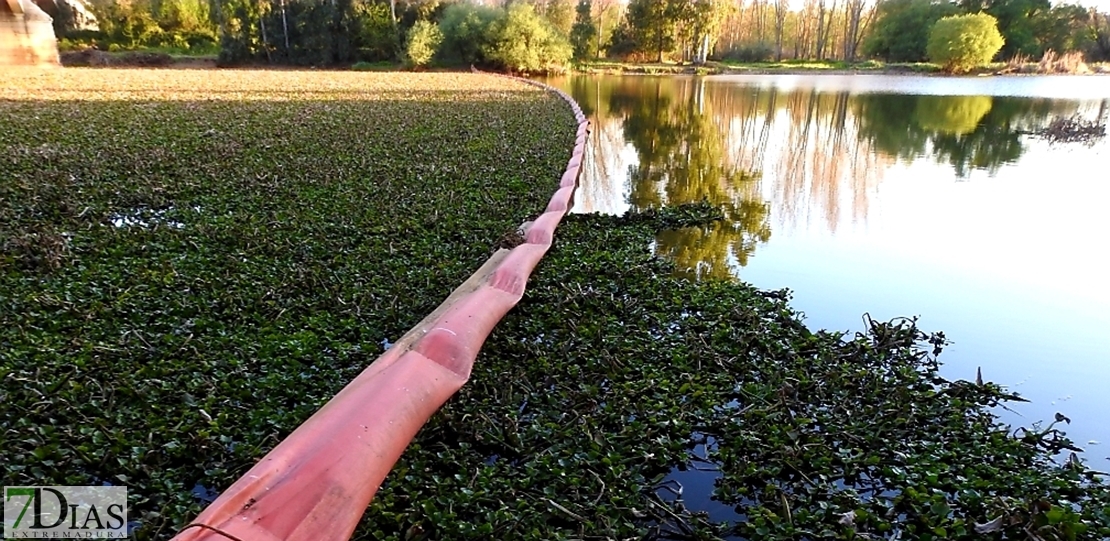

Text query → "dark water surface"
[541,74,1110,472]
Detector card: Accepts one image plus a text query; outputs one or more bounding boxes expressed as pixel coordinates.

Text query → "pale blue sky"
[1073,0,1110,11]
[782,0,1110,14]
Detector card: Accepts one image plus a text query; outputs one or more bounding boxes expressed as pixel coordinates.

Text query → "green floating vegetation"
[366,204,1110,540]
[3,70,1108,541]
[0,70,575,539]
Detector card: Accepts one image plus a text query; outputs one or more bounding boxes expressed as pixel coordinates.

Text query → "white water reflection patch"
[108,206,199,230]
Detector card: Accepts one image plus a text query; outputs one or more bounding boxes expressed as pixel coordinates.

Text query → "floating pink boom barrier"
[171,76,588,541]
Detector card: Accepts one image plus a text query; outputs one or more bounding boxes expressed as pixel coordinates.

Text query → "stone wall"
[1,0,60,67]
[34,0,99,33]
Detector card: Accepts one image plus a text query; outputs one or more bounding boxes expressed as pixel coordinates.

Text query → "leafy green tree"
[150,0,219,51]
[155,0,210,32]
[545,0,575,36]
[625,0,679,61]
[352,1,399,61]
[570,0,596,59]
[1090,9,1110,61]
[684,0,731,63]
[216,0,390,65]
[484,2,571,72]
[927,13,1005,72]
[1034,4,1090,54]
[864,0,959,62]
[272,0,338,64]
[398,0,443,26]
[403,19,442,66]
[605,20,640,58]
[91,0,158,47]
[959,0,1051,57]
[438,2,499,64]
[217,0,265,62]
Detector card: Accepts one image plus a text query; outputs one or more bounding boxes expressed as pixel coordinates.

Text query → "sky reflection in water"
[543,73,1110,468]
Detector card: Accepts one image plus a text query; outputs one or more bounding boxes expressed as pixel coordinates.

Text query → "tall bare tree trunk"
[841,0,870,62]
[755,0,765,43]
[773,0,786,60]
[815,0,831,60]
[259,8,271,62]
[596,9,602,58]
[280,0,289,53]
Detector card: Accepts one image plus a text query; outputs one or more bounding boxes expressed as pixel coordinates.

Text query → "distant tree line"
[217,0,578,68]
[617,0,1109,64]
[55,0,1110,67]
[865,0,1105,62]
[52,0,221,54]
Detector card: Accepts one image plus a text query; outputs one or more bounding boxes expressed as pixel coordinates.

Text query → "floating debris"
[1025,116,1107,144]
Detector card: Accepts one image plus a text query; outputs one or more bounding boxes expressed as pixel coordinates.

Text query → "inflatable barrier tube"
[171,74,589,541]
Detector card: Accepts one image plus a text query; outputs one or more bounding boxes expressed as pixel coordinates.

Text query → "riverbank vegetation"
[52,0,219,55]
[51,0,1110,73]
[926,13,1005,73]
[0,68,574,539]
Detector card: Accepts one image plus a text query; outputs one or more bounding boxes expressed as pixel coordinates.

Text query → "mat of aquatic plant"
[0,69,574,538]
[368,205,1110,540]
[3,70,1108,541]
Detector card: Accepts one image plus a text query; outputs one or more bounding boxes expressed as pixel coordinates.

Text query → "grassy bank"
[368,206,1110,540]
[0,69,574,538]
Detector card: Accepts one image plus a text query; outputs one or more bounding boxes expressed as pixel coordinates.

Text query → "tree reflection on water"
[854,93,1077,178]
[547,74,1100,279]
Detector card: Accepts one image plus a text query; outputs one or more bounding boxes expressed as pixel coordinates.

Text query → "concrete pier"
[1,0,59,67]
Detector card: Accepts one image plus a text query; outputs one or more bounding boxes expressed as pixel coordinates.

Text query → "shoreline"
[576,61,1110,77]
[55,49,1110,77]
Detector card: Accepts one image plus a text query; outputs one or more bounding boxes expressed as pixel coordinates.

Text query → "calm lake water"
[541,73,1110,469]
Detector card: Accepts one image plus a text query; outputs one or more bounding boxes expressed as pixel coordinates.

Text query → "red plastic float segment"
[561,168,579,188]
[563,163,582,186]
[545,185,575,213]
[488,243,550,297]
[412,287,520,375]
[524,210,565,246]
[340,251,510,389]
[172,349,468,541]
[556,185,577,208]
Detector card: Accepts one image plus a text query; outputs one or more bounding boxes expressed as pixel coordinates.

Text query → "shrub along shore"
[2,69,1109,540]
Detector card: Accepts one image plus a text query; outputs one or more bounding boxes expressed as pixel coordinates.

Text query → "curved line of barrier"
[171,74,588,541]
